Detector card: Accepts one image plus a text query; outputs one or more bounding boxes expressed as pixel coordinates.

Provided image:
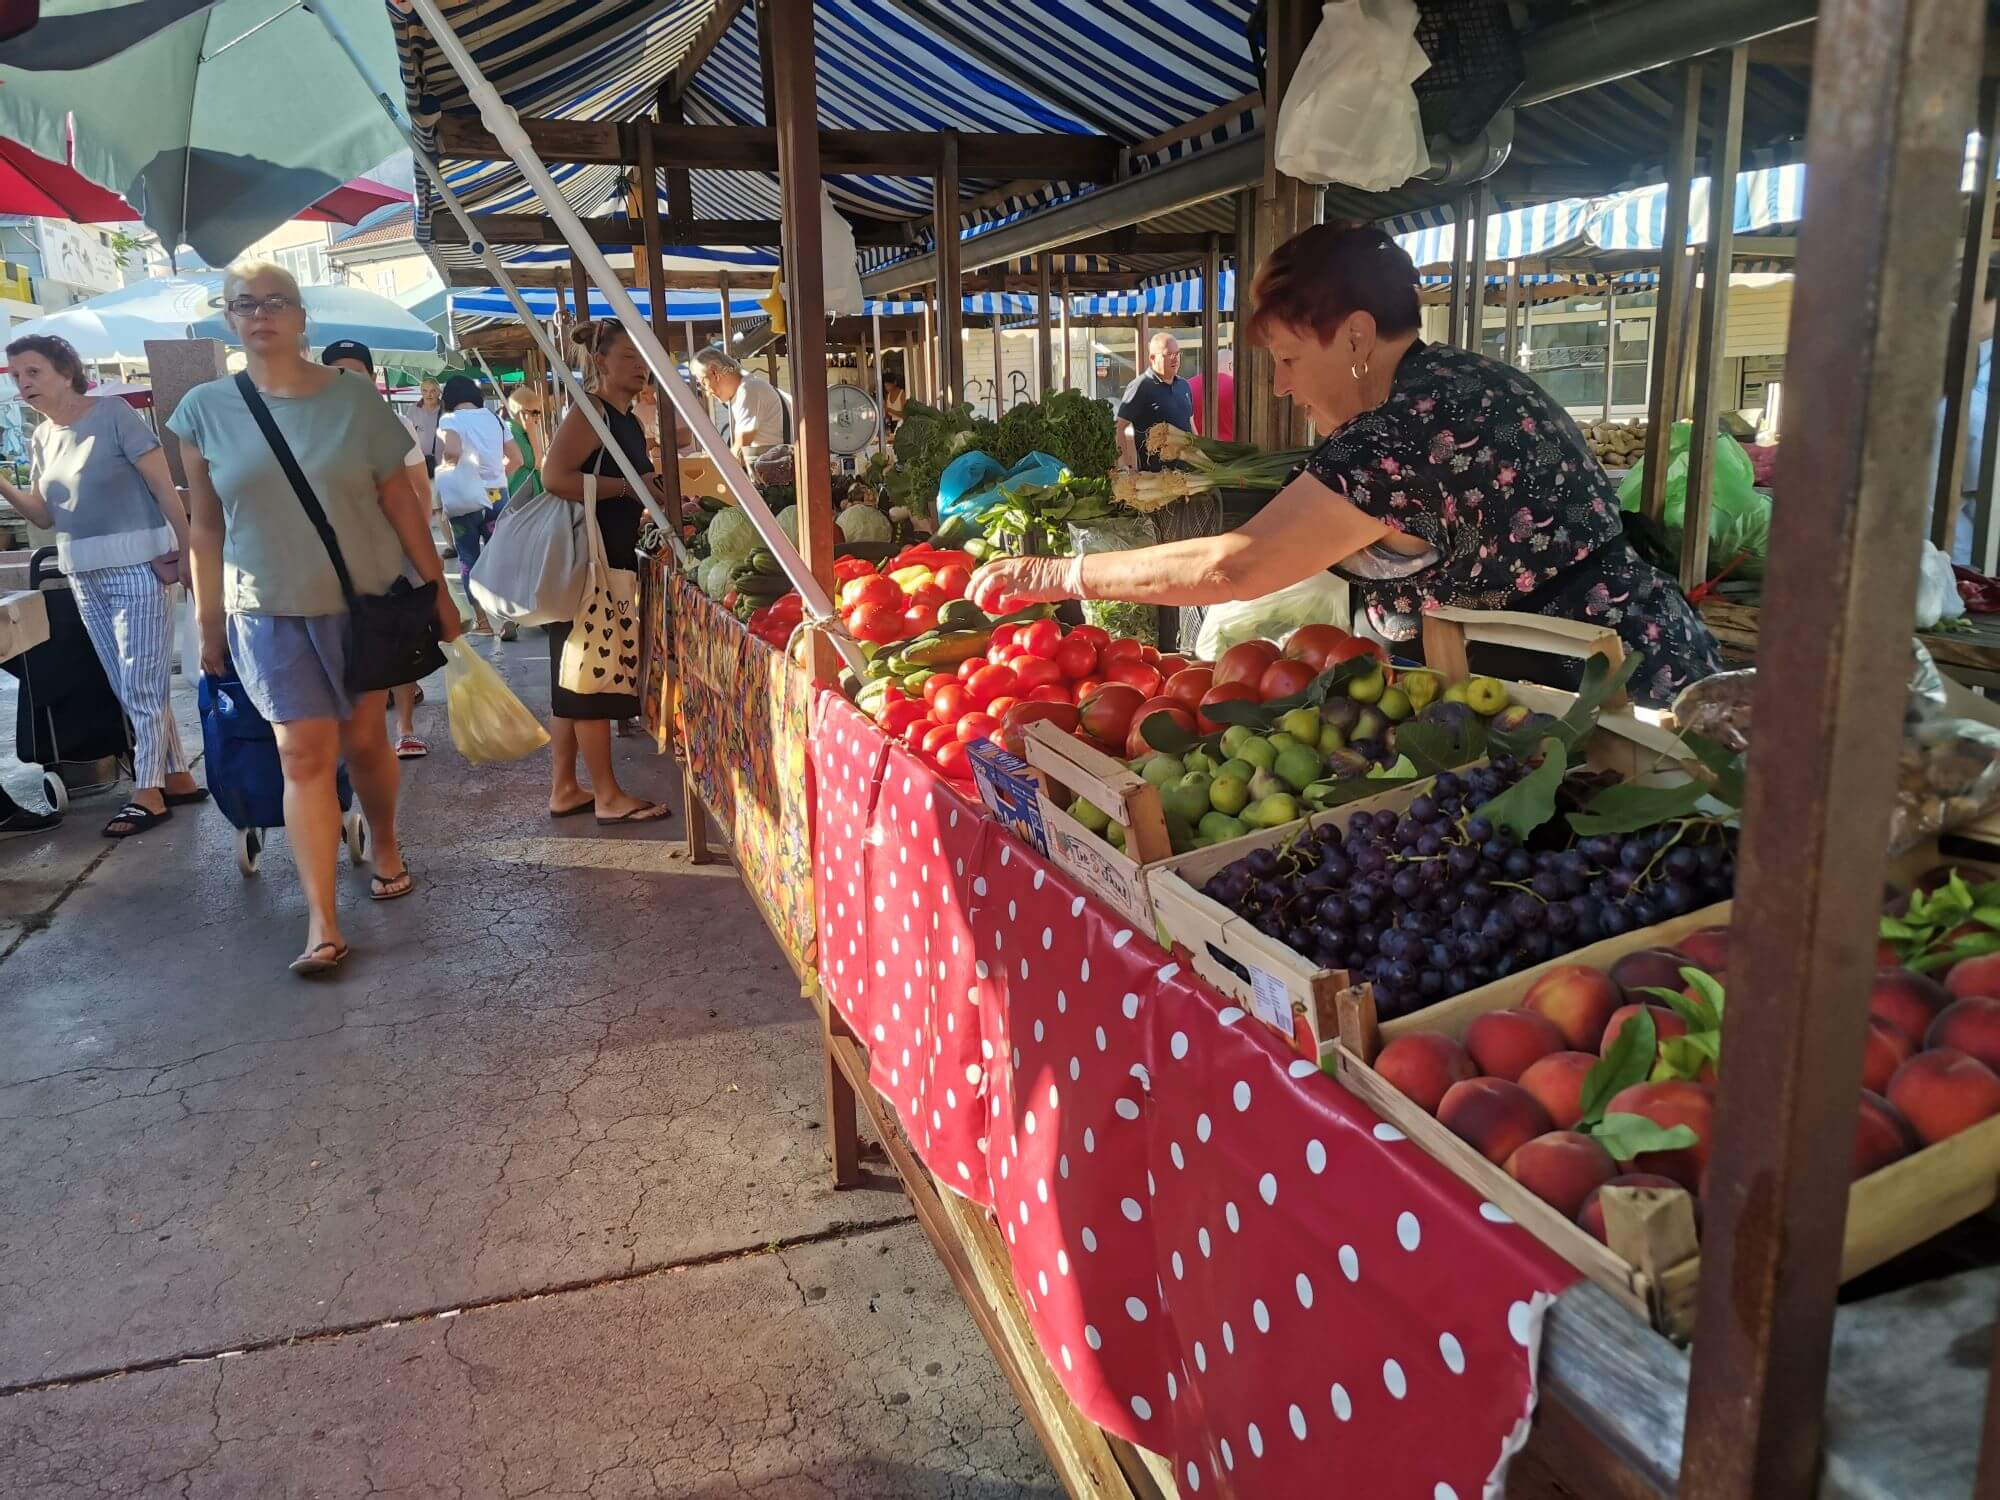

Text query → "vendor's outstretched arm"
[969,469,1388,610]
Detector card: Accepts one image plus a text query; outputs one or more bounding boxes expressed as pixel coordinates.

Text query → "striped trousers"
[70,563,189,789]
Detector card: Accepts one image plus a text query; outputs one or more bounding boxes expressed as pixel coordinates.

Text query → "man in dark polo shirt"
[1116,332,1194,469]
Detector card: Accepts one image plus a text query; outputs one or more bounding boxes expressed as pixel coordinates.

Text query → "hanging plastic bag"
[1274,0,1431,192]
[820,186,865,317]
[1617,422,1772,577]
[1068,516,1161,646]
[1194,573,1353,661]
[445,639,550,764]
[1916,541,1968,630]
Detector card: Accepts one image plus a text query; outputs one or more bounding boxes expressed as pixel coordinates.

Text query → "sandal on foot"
[370,869,415,901]
[549,798,594,819]
[163,787,210,807]
[289,941,349,977]
[394,735,429,759]
[595,802,672,826]
[103,802,171,838]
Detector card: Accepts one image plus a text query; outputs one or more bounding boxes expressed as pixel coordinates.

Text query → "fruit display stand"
[1014,718,1174,927]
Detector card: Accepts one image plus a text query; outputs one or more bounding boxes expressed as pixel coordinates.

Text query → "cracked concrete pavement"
[0,635,1060,1497]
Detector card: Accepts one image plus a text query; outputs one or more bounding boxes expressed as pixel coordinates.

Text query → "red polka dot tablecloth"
[813,696,1578,1498]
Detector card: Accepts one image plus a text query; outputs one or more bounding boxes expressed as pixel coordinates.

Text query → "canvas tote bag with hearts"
[557,474,641,696]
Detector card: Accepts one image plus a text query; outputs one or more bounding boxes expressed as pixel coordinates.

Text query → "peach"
[1463,1009,1568,1083]
[1945,952,2000,1003]
[1887,1048,2000,1147]
[1609,947,1697,996]
[1438,1077,1555,1166]
[1374,1033,1478,1116]
[1598,1003,1688,1059]
[1673,927,1731,976]
[1604,1080,1716,1190]
[1852,1090,1916,1180]
[1575,1173,1700,1245]
[1928,996,2000,1073]
[1505,1130,1618,1218]
[1517,1051,1600,1131]
[1860,1017,1915,1095]
[1869,968,1952,1044]
[1521,966,1625,1050]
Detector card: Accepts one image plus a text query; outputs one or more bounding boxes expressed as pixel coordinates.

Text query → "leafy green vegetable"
[989,389,1120,479]
[1591,1113,1701,1163]
[1880,867,2000,970]
[888,400,998,514]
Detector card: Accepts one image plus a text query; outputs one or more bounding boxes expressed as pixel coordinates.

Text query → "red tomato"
[1126,698,1197,759]
[1215,639,1282,690]
[833,557,877,584]
[1285,623,1354,670]
[921,723,959,757]
[907,582,948,610]
[965,663,1019,705]
[1103,658,1165,698]
[931,682,972,724]
[1100,637,1146,665]
[1328,636,1389,667]
[1165,666,1214,709]
[1197,682,1261,735]
[933,563,972,600]
[935,741,973,781]
[882,699,928,734]
[900,715,939,748]
[1258,658,1319,700]
[1071,675,1105,702]
[1018,618,1062,659]
[1010,656,1064,693]
[1078,684,1146,746]
[902,603,939,635]
[848,602,906,644]
[988,644,1020,667]
[1004,700,1081,735]
[922,674,952,705]
[989,623,1023,652]
[954,711,1000,744]
[1027,683,1072,704]
[1156,654,1190,678]
[956,655,991,682]
[984,695,1021,719]
[1068,625,1111,653]
[840,573,903,611]
[1052,636,1099,681]
[1140,644,1161,665]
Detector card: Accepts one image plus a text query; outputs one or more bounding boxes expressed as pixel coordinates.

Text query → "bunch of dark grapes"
[1199,759,1738,1021]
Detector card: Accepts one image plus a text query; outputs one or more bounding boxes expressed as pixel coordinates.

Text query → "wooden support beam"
[1200,233,1220,437]
[634,117,685,534]
[661,0,746,109]
[1035,253,1053,399]
[1246,0,1319,451]
[1681,45,1749,591]
[432,113,1120,181]
[1936,79,2000,551]
[1677,2,1984,1495]
[992,311,1006,418]
[770,0,836,690]
[1639,62,1702,525]
[1058,273,1072,389]
[431,212,907,249]
[935,132,964,404]
[1233,188,1254,441]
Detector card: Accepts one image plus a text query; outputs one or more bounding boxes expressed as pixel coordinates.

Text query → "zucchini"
[937,598,989,631]
[748,548,783,576]
[902,629,993,667]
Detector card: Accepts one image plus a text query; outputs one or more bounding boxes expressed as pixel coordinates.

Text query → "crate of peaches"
[1332,853,2000,1340]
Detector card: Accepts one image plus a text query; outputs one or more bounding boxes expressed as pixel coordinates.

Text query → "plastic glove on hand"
[968,556,1081,614]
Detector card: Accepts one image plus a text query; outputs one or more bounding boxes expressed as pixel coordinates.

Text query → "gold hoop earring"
[1351,362,1370,381]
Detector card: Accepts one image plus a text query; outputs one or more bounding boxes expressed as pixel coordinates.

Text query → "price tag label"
[1247,965,1293,1037]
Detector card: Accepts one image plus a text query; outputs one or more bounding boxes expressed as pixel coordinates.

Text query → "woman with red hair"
[970,225,1720,706]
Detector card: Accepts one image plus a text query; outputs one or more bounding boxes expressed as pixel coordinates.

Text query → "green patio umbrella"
[0,0,404,266]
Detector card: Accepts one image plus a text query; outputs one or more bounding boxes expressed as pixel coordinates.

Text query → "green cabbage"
[698,556,736,600]
[775,505,800,547]
[837,505,893,542]
[706,507,760,563]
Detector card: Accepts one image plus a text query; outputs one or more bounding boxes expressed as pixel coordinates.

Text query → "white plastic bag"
[444,639,550,764]
[469,487,587,626]
[1274,0,1431,192]
[1195,573,1352,661]
[1916,540,1967,630]
[820,185,865,317]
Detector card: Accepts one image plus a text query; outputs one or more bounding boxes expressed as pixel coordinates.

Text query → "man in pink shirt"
[1188,347,1235,440]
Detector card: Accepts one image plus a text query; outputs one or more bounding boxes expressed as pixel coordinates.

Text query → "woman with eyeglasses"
[168,261,461,976]
[0,332,206,837]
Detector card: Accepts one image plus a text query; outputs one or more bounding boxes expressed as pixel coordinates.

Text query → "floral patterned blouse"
[1306,340,1724,706]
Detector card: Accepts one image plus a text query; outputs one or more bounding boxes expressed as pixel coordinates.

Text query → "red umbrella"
[0,139,404,226]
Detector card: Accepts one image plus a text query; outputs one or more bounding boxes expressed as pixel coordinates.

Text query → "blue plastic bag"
[199,672,350,832]
[937,451,1006,523]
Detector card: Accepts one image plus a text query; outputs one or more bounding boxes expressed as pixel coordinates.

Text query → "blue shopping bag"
[199,673,349,832]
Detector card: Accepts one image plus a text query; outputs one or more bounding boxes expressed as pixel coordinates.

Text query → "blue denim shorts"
[227,611,352,724]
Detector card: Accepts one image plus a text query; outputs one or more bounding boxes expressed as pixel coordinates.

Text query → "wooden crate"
[1015,719,1172,930]
[1330,844,2000,1340]
[1419,605,1629,708]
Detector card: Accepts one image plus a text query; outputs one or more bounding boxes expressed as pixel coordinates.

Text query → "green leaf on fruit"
[1592,1113,1701,1163]
[1395,719,1489,778]
[1640,986,1716,1034]
[1201,698,1276,731]
[1879,917,1922,941]
[1140,712,1202,756]
[1683,731,1747,809]
[1909,932,2000,973]
[1578,1007,1658,1129]
[1368,754,1418,780]
[1565,779,1709,837]
[1973,906,2000,931]
[1652,1033,1721,1084]
[1555,652,1642,746]
[1476,737,1568,840]
[1308,775,1418,812]
[1681,967,1726,1016]
[1300,657,1379,709]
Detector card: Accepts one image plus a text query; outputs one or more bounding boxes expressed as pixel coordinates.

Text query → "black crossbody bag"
[235,372,445,692]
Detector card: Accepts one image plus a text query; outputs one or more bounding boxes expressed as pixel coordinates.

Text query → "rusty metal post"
[1035,252,1053,399]
[934,131,964,404]
[1678,3,1984,1496]
[1233,187,1256,439]
[1976,326,2000,573]
[1642,61,1704,525]
[1935,80,2000,551]
[992,309,1006,418]
[1202,232,1222,436]
[1682,45,1749,590]
[1059,272,1073,390]
[1602,291,1617,421]
[633,120,684,531]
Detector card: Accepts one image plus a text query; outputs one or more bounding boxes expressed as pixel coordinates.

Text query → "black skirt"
[547,492,644,721]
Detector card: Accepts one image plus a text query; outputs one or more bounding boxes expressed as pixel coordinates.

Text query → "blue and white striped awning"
[448,286,772,321]
[1394,198,1597,270]
[1066,267,1237,317]
[1586,163,1807,250]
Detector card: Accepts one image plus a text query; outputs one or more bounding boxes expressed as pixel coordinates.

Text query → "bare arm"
[1117,422,1139,471]
[402,458,432,513]
[0,470,52,528]
[181,445,228,673]
[541,403,632,503]
[134,447,191,551]
[968,469,1391,610]
[502,436,523,475]
[441,428,464,464]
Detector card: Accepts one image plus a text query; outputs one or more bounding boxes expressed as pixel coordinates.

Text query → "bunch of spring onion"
[1111,425,1314,513]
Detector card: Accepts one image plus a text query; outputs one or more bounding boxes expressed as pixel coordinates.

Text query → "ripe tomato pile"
[744,543,989,651]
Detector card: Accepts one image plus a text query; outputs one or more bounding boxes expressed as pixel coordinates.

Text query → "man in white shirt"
[690,347,790,459]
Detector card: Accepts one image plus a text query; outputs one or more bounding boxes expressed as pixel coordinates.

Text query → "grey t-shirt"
[30,396,172,574]
[168,373,412,617]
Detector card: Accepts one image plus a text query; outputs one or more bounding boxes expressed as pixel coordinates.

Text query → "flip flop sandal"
[395,736,430,759]
[595,802,672,826]
[370,869,415,901]
[103,802,172,838]
[289,941,350,977]
[549,799,594,818]
[163,787,211,807]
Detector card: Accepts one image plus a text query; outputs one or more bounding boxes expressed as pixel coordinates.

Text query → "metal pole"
[1640,60,1703,524]
[1602,291,1617,421]
[872,308,886,454]
[1201,232,1221,437]
[1977,324,2000,574]
[1936,80,2000,550]
[1678,3,1984,1495]
[717,269,733,354]
[1059,273,1073,390]
[634,119,684,530]
[921,292,935,404]
[934,132,964,404]
[1466,188,1489,353]
[385,0,855,663]
[1681,45,1749,590]
[1446,195,1467,346]
[1502,260,1521,367]
[1035,253,1053,399]
[991,310,1006,418]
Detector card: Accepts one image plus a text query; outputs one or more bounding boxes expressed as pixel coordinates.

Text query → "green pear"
[1236,737,1278,772]
[1216,758,1256,785]
[1243,793,1301,830]
[1317,723,1347,755]
[1221,724,1258,758]
[1160,775,1212,826]
[1464,675,1511,716]
[1400,669,1443,711]
[1276,707,1322,743]
[1164,811,1196,854]
[1247,767,1286,802]
[1265,732,1302,756]
[1378,686,1413,722]
[1353,706,1388,742]
[1141,754,1185,787]
[1184,746,1219,775]
[1070,796,1110,832]
[1275,745,1323,793]
[1198,811,1250,843]
[1207,774,1250,816]
[1442,681,1471,705]
[1346,669,1387,704]
[1105,821,1127,851]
